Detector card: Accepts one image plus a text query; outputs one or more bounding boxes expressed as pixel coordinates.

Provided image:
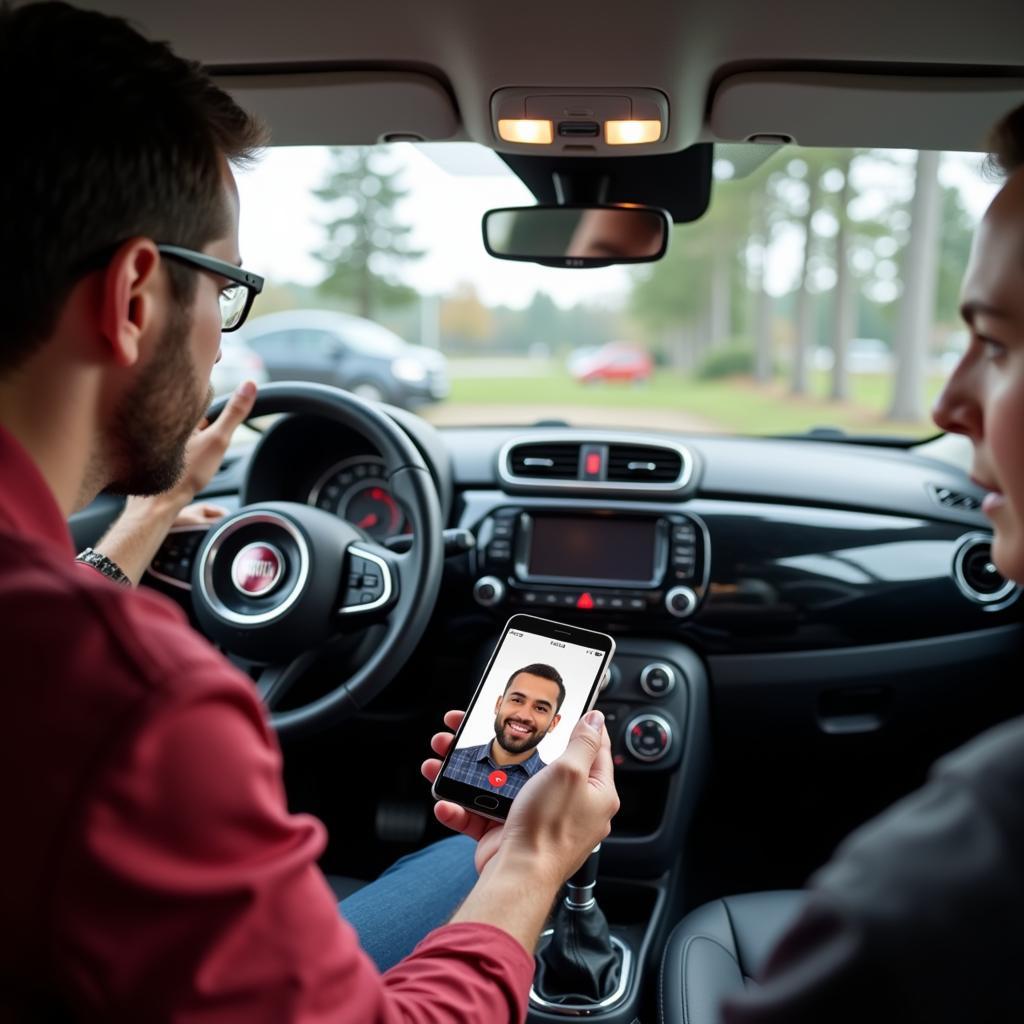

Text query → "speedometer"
[308,457,409,540]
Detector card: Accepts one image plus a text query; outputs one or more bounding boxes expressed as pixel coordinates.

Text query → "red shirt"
[0,424,534,1022]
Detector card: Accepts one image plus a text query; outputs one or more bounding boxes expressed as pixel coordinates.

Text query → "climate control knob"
[639,662,676,697]
[665,586,698,618]
[624,713,674,763]
[473,576,505,607]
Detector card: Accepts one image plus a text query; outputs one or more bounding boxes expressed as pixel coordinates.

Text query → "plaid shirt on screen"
[444,741,545,798]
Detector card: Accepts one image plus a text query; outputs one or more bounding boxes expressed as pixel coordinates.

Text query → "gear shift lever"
[532,844,624,1006]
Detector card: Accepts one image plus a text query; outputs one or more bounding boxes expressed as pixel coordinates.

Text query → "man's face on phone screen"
[493,672,562,754]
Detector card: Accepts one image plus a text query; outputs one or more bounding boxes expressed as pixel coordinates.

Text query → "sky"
[234,143,1000,312]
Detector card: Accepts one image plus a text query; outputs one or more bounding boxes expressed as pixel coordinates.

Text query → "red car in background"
[568,342,653,383]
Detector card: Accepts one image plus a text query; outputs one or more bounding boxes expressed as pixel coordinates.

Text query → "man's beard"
[106,301,213,496]
[493,712,545,755]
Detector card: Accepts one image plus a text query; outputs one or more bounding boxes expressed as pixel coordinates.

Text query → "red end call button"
[488,769,508,788]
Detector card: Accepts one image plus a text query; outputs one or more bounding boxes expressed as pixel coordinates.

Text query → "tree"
[829,153,857,401]
[888,151,942,422]
[439,282,494,350]
[313,147,422,319]
[934,182,976,328]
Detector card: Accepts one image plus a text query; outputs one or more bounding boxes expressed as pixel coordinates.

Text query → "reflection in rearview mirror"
[482,205,670,267]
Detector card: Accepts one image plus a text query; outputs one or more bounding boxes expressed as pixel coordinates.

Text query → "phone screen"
[436,615,613,815]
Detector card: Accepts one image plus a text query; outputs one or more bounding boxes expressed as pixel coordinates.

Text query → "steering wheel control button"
[149,527,205,588]
[640,662,677,697]
[474,576,505,607]
[665,586,698,618]
[340,546,394,615]
[625,713,674,763]
[230,542,285,597]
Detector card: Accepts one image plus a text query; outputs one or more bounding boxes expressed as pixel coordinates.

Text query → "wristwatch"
[76,547,132,587]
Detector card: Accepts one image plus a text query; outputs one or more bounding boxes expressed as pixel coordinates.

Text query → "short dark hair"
[504,663,566,712]
[985,101,1024,178]
[0,2,267,373]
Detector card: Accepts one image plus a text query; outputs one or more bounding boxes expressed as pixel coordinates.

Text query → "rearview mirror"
[482,204,670,268]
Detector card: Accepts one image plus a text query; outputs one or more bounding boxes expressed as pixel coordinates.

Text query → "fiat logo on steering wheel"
[231,542,285,597]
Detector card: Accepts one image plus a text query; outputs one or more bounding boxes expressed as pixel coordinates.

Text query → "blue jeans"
[340,834,479,972]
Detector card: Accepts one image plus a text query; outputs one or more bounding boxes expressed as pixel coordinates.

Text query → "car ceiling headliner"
[54,0,1024,153]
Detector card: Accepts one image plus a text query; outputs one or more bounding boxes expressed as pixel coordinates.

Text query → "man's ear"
[98,237,162,368]
[494,694,503,714]
[547,713,562,734]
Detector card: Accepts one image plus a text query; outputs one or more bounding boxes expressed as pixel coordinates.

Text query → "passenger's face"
[493,673,562,754]
[566,208,664,260]
[106,160,239,495]
[933,168,1024,583]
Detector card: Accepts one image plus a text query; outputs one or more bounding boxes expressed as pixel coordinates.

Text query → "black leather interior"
[659,891,806,1024]
[534,897,622,1005]
[326,874,368,902]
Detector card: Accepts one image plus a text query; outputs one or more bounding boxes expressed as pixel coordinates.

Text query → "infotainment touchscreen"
[525,515,659,583]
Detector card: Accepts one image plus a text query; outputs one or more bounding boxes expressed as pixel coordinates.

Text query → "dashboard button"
[628,597,646,611]
[473,576,505,607]
[640,662,677,697]
[625,713,674,763]
[665,586,698,617]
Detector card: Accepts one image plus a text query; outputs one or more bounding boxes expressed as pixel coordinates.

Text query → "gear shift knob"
[566,845,601,909]
[532,842,624,1007]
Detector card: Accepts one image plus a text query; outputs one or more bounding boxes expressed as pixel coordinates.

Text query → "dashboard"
[181,412,1021,654]
[68,406,1024,881]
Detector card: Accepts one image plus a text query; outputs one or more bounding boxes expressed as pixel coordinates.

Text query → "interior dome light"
[497,118,554,144]
[605,120,662,145]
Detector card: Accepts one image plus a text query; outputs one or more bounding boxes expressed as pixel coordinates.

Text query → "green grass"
[445,368,947,437]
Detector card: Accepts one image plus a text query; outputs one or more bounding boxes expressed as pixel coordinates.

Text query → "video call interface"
[442,626,606,795]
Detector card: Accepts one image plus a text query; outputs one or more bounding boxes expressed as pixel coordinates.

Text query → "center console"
[461,493,712,1020]
[525,636,709,1022]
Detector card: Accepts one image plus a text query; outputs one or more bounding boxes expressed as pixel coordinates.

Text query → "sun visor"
[709,71,1024,152]
[215,71,462,146]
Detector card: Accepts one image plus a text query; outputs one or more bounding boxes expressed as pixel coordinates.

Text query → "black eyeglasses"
[156,244,264,332]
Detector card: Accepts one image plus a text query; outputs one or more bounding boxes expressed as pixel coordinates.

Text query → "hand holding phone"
[431,614,615,821]
[422,705,619,883]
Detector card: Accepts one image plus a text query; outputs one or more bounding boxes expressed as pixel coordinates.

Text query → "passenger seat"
[658,891,806,1024]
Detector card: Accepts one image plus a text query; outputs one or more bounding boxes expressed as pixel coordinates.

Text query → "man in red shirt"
[0,3,619,1020]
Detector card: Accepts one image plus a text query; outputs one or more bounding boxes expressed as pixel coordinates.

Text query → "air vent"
[499,433,694,494]
[952,533,1018,607]
[606,444,683,483]
[929,484,982,512]
[508,442,581,479]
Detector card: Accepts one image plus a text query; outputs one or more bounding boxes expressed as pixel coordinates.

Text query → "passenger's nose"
[932,355,982,440]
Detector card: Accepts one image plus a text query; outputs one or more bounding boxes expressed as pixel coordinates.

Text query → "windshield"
[232,142,998,438]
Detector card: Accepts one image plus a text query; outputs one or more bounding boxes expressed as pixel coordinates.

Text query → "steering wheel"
[190,381,444,740]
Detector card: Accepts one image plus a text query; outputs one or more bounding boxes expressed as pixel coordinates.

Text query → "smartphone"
[432,613,616,821]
